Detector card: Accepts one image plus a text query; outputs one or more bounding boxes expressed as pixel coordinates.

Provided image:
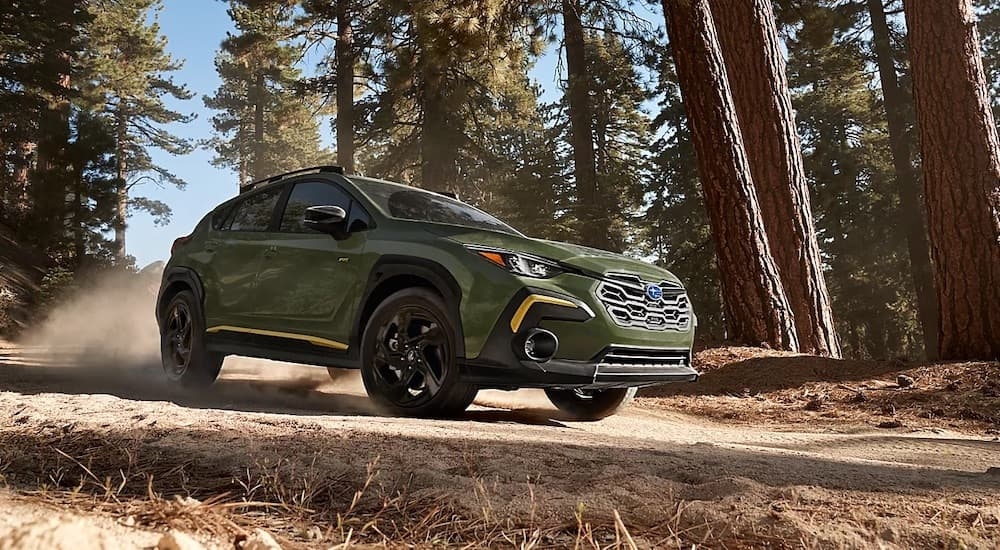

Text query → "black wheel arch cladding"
[354,256,465,358]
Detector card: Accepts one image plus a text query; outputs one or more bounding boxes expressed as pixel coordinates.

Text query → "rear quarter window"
[222,186,283,232]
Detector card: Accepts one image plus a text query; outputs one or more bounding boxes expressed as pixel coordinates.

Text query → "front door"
[250,179,371,347]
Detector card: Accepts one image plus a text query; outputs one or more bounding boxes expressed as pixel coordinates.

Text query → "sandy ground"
[0,343,999,548]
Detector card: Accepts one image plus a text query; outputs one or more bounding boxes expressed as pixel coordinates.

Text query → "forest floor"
[0,341,998,549]
[642,347,1000,436]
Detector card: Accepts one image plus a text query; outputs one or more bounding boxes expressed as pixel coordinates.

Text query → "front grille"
[596,273,691,331]
[596,346,692,377]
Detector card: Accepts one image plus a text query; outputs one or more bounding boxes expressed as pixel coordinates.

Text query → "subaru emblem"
[646,283,663,301]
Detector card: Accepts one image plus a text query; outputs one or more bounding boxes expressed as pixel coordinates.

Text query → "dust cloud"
[23,270,160,368]
[13,268,552,415]
[15,268,366,404]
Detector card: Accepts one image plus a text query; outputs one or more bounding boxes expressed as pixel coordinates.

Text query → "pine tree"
[205,0,331,188]
[299,0,359,173]
[864,0,939,358]
[356,0,542,200]
[903,0,1000,359]
[661,0,798,350]
[781,0,922,359]
[561,0,607,250]
[87,0,195,262]
[712,0,840,357]
[643,50,725,341]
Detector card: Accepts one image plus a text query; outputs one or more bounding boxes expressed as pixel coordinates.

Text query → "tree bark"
[903,0,1000,360]
[712,0,841,357]
[253,70,266,181]
[562,0,611,251]
[72,172,85,265]
[33,69,72,249]
[114,106,128,263]
[661,0,798,350]
[866,0,940,359]
[9,141,33,219]
[335,0,355,174]
[419,57,455,190]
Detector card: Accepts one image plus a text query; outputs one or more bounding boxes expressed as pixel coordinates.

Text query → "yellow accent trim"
[509,295,578,333]
[205,325,348,351]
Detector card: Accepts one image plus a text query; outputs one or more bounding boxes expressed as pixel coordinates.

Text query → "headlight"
[466,246,563,278]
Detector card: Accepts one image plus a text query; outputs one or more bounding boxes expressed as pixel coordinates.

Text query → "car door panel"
[202,185,284,329]
[250,180,371,346]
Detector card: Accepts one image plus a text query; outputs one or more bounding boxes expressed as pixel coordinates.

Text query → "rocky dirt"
[1,342,999,549]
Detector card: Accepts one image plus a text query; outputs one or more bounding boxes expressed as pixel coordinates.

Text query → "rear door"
[250,179,372,346]
[202,184,284,329]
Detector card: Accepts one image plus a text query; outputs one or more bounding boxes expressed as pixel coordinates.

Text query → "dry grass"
[640,347,1000,435]
[1,429,738,549]
[7,424,992,549]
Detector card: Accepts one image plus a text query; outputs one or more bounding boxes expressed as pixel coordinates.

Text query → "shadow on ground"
[0,353,577,427]
[644,355,911,397]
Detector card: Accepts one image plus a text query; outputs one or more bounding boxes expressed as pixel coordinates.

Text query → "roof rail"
[239,165,345,194]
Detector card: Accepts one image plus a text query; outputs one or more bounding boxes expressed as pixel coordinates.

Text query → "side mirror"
[304,205,348,237]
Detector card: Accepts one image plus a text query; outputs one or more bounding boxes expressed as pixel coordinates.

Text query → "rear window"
[224,186,282,232]
[351,177,520,235]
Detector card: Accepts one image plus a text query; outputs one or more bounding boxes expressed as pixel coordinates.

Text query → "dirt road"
[1,344,999,548]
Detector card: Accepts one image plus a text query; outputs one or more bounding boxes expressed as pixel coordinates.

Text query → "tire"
[159,290,223,388]
[544,387,637,421]
[360,288,477,417]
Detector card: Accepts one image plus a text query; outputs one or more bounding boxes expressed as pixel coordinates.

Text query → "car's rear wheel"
[160,290,223,388]
[360,288,477,417]
[545,387,636,421]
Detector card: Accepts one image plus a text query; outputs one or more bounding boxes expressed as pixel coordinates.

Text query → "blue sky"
[130,2,659,266]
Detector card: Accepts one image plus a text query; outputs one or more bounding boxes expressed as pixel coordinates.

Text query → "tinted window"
[225,186,282,232]
[352,177,520,235]
[279,181,352,233]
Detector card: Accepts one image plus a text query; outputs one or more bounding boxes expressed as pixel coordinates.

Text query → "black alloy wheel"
[163,300,194,378]
[361,288,477,416]
[159,290,223,388]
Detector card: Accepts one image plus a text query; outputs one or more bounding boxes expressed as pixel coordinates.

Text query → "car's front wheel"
[545,387,637,420]
[360,288,477,417]
[159,290,223,388]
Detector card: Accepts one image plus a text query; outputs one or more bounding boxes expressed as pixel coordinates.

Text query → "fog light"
[521,329,558,363]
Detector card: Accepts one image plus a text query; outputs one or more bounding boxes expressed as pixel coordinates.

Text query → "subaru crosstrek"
[156,166,698,419]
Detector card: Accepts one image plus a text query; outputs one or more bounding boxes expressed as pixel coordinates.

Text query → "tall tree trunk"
[253,70,266,181]
[562,0,611,251]
[661,0,798,350]
[712,0,841,357]
[114,107,128,263]
[239,116,249,188]
[335,0,355,174]
[9,141,33,219]
[867,0,940,359]
[903,0,1000,360]
[33,69,72,249]
[420,57,456,190]
[72,172,85,265]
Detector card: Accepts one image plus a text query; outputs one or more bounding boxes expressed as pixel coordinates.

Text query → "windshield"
[350,176,522,235]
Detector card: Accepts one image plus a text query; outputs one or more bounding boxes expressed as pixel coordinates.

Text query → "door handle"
[263,245,278,258]
[205,239,221,252]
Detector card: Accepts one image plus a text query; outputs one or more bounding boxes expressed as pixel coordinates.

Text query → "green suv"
[156,166,697,419]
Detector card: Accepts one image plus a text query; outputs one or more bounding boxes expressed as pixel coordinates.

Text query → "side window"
[279,181,352,233]
[212,203,234,230]
[225,186,282,232]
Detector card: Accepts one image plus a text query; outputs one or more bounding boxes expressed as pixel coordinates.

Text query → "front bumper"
[459,286,699,389]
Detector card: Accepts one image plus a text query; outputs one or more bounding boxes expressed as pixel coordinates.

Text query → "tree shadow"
[644,355,913,397]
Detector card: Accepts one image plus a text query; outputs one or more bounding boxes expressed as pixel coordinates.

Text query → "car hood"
[429,225,682,285]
